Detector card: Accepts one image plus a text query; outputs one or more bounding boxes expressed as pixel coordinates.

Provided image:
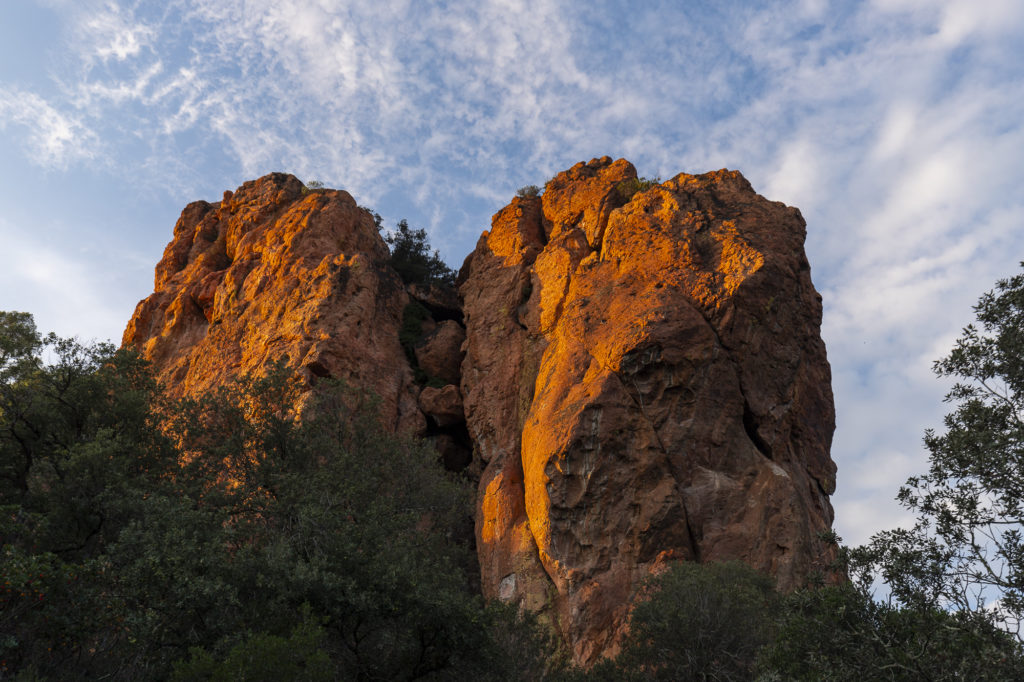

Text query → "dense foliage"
[0,313,553,680]
[586,556,1023,681]
[762,581,1023,681]
[588,561,776,681]
[8,261,1024,680]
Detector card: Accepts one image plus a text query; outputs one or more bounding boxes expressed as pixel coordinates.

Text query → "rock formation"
[122,173,430,433]
[124,159,837,666]
[460,157,835,664]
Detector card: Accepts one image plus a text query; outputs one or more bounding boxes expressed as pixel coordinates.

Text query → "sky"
[1,0,1023,548]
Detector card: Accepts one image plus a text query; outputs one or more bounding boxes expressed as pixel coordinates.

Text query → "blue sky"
[2,0,1023,548]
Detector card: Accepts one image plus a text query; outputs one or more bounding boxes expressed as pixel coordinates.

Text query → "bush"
[760,582,1024,681]
[615,176,661,203]
[172,615,334,681]
[0,313,492,679]
[459,602,568,681]
[516,185,541,199]
[596,561,776,681]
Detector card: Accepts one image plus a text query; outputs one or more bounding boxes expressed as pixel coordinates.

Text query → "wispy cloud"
[719,1,1024,544]
[0,87,98,167]
[78,1,154,63]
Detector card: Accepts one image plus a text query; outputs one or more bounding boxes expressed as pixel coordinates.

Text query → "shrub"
[760,582,1024,681]
[615,176,661,203]
[516,185,541,199]
[597,560,776,681]
[0,313,489,680]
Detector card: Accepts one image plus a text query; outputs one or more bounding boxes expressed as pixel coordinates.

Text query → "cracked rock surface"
[123,173,426,433]
[460,157,837,666]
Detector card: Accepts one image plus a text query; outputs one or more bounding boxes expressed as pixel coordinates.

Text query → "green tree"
[0,313,174,678]
[469,602,567,681]
[385,219,457,288]
[858,265,1024,637]
[172,614,334,682]
[591,561,777,681]
[760,581,1024,681]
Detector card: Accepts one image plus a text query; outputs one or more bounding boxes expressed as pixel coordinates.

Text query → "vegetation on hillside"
[614,176,661,203]
[0,313,552,680]
[303,187,456,288]
[5,263,1024,679]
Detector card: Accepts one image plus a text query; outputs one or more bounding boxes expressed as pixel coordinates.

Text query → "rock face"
[460,157,836,664]
[124,160,837,667]
[415,320,465,386]
[123,173,428,433]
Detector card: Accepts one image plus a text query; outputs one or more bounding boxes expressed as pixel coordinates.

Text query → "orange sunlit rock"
[123,173,425,433]
[461,157,837,665]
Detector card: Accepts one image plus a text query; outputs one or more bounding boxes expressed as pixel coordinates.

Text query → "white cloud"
[73,60,165,106]
[0,87,98,167]
[762,137,822,210]
[714,1,1024,549]
[0,217,141,344]
[871,102,919,161]
[834,495,917,547]
[79,1,154,62]
[935,0,1024,45]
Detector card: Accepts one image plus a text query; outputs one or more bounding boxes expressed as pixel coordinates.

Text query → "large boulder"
[460,157,836,665]
[418,384,465,427]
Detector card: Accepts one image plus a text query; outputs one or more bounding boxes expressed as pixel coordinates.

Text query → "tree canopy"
[385,219,457,288]
[9,264,1024,679]
[856,266,1024,638]
[587,561,776,681]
